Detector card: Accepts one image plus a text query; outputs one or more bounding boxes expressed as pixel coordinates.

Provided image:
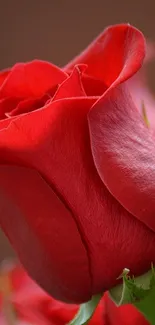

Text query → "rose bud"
[0,24,155,304]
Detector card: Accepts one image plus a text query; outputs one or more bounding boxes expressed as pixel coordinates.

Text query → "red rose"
[0,23,155,304]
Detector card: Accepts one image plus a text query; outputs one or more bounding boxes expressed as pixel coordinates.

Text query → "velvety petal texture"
[0,166,91,303]
[0,23,154,307]
[88,84,155,232]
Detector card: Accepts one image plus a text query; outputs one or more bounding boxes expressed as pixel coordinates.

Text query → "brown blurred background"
[0,0,155,260]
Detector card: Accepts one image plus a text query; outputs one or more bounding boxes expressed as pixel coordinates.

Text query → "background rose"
[0,24,155,304]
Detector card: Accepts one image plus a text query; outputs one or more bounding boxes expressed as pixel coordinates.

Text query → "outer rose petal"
[0,60,67,98]
[88,83,155,232]
[103,293,149,325]
[127,41,155,129]
[0,166,91,303]
[1,97,155,298]
[64,24,145,87]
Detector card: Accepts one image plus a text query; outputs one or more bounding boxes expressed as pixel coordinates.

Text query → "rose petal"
[53,65,86,100]
[88,83,155,232]
[82,74,107,96]
[0,97,20,119]
[64,24,145,87]
[0,165,91,303]
[0,60,67,99]
[8,94,51,117]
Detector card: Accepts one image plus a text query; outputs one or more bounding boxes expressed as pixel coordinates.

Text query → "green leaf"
[68,294,102,325]
[109,267,155,325]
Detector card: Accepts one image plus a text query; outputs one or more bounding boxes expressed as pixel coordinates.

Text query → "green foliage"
[110,267,155,324]
[68,294,102,325]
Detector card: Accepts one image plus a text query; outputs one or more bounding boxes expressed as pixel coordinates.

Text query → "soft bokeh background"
[0,0,155,260]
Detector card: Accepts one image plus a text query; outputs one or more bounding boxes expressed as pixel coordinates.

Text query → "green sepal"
[109,267,155,325]
[68,294,102,325]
